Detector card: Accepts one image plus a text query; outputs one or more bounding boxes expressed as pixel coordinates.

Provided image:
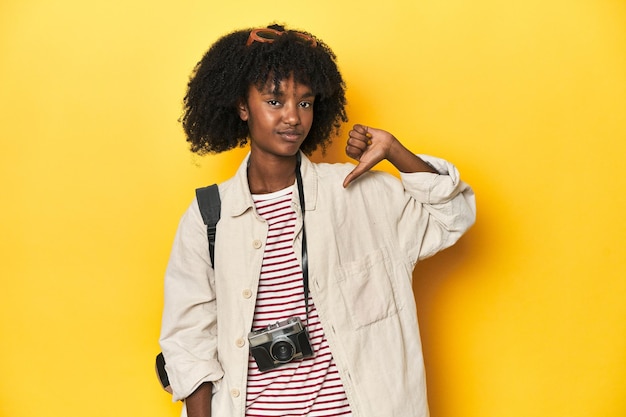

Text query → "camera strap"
[295,153,310,329]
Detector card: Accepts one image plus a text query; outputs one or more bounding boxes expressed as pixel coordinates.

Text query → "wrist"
[387,140,437,174]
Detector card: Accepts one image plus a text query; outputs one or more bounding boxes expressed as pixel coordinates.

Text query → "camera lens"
[270,339,295,363]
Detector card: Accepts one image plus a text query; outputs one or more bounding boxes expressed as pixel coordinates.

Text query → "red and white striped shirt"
[246,186,352,417]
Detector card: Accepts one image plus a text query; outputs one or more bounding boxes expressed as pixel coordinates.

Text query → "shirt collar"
[227,151,318,217]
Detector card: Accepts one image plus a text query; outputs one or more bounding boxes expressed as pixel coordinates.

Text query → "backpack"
[155,184,221,394]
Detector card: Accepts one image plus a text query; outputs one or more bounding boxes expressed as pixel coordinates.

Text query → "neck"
[247,153,299,194]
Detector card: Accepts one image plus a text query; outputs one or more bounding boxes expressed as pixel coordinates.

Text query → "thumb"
[343,161,369,188]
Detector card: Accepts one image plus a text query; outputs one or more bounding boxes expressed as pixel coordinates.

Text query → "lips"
[278,130,303,141]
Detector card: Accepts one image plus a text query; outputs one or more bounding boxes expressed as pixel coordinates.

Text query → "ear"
[237,99,249,121]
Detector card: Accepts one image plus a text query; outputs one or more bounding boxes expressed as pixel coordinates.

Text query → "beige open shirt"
[160,152,476,417]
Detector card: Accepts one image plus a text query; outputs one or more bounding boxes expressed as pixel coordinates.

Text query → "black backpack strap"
[195,184,221,266]
[155,352,172,393]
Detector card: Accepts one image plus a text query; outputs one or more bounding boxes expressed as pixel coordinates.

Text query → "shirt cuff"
[399,154,465,204]
[166,358,224,402]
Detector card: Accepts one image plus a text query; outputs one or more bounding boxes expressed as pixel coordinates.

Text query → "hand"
[343,124,396,188]
[186,382,212,417]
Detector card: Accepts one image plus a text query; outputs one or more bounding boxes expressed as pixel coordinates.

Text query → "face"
[238,76,315,160]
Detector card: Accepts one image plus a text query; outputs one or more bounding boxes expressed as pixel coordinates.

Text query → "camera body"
[248,317,314,372]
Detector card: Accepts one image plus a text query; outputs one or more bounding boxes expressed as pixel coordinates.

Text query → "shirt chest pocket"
[335,247,402,329]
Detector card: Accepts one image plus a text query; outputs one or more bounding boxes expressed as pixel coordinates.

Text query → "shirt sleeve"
[159,200,224,402]
[398,154,476,262]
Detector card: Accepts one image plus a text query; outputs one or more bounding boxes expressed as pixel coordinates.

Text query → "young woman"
[160,24,476,417]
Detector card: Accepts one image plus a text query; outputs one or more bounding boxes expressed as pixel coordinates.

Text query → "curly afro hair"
[181,24,348,155]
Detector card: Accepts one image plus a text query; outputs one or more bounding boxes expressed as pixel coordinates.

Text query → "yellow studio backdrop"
[1,0,625,416]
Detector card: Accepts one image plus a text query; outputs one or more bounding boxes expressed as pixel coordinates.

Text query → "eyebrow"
[258,84,315,99]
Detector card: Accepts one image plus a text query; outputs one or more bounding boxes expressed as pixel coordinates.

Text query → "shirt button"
[242,289,252,299]
[230,388,240,398]
[252,239,262,249]
[235,338,245,348]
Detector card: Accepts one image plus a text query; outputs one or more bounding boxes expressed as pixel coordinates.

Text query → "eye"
[267,99,281,106]
[299,101,313,109]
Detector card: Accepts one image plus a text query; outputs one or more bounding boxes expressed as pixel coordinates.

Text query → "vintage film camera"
[248,317,314,372]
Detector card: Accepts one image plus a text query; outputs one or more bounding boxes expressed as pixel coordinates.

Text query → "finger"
[349,125,372,142]
[346,136,368,152]
[347,133,368,148]
[345,144,362,160]
[352,124,370,136]
[346,141,369,160]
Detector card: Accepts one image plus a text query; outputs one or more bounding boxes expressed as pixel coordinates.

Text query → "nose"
[282,102,300,126]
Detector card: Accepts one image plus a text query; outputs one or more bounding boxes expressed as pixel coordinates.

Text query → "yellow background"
[1,0,625,416]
